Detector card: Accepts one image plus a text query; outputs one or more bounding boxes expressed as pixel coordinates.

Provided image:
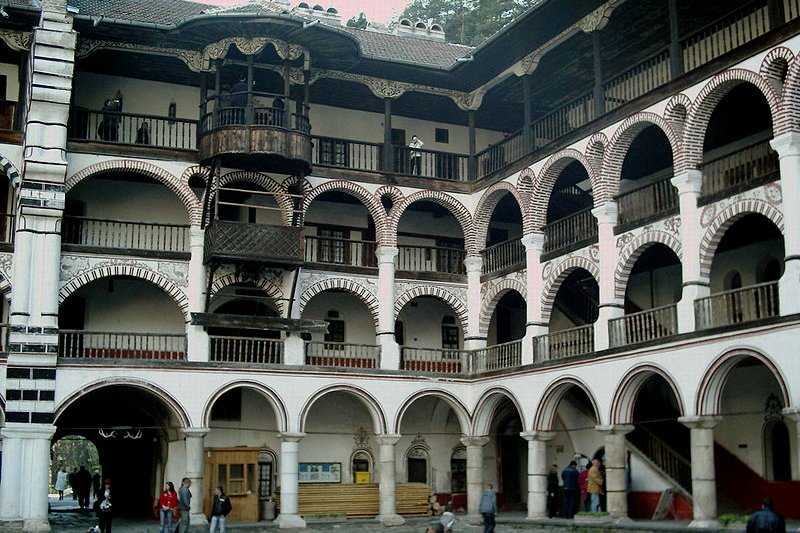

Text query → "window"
[258,450,276,498]
[325,310,345,349]
[352,451,372,483]
[407,457,427,483]
[319,138,349,167]
[450,446,467,493]
[217,462,255,496]
[441,315,459,350]
[435,128,449,143]
[317,226,349,264]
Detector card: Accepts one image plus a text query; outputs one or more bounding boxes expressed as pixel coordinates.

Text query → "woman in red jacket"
[157,481,179,533]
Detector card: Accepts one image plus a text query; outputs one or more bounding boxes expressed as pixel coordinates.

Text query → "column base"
[377,513,405,526]
[0,520,22,533]
[274,513,306,529]
[23,518,50,533]
[189,512,209,526]
[688,519,720,528]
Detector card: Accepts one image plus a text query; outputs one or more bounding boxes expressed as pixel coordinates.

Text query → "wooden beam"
[190,313,329,333]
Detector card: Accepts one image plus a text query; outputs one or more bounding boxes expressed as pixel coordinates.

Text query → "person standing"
[209,486,232,533]
[547,464,560,518]
[577,464,589,511]
[158,481,179,533]
[562,460,580,519]
[96,478,113,533]
[409,135,424,175]
[587,458,604,512]
[478,483,497,533]
[55,468,68,501]
[92,472,102,502]
[76,465,93,509]
[746,498,785,533]
[68,467,79,501]
[176,478,192,533]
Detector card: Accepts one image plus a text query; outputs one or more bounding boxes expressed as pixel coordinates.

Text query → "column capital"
[591,201,618,225]
[278,432,306,443]
[781,407,800,421]
[595,424,634,436]
[519,430,556,442]
[0,424,56,440]
[521,232,545,252]
[376,246,399,263]
[460,435,490,447]
[182,427,209,439]
[678,415,722,429]
[670,169,703,194]
[464,255,483,273]
[375,434,402,446]
[770,131,800,157]
[189,225,204,237]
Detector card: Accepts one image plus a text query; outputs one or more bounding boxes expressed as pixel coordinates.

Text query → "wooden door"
[204,448,259,522]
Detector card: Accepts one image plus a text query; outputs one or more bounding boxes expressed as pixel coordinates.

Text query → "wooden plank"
[190,313,328,333]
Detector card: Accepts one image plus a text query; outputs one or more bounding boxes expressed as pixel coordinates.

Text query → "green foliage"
[50,436,101,490]
[718,513,750,526]
[399,0,539,45]
[346,12,369,29]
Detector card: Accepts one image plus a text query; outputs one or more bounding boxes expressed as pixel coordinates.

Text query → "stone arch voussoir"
[298,277,380,330]
[534,376,601,431]
[473,181,527,249]
[303,180,387,243]
[210,274,286,317]
[541,255,599,323]
[532,149,600,230]
[610,363,685,425]
[664,93,692,138]
[615,231,683,300]
[390,191,475,254]
[300,384,388,435]
[478,279,527,336]
[218,170,294,226]
[395,284,468,334]
[761,46,794,96]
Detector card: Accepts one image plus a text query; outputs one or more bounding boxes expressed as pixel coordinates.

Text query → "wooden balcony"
[481,238,525,277]
[58,331,186,360]
[305,341,380,369]
[68,108,197,151]
[397,244,466,276]
[532,324,595,362]
[694,281,779,330]
[467,340,522,373]
[400,346,465,374]
[210,335,283,364]
[304,236,377,268]
[608,304,678,348]
[61,216,189,258]
[699,139,779,203]
[542,208,598,260]
[615,175,678,233]
[203,221,303,267]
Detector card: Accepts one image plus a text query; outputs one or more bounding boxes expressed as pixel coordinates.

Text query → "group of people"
[54,465,98,509]
[157,479,232,533]
[546,457,607,519]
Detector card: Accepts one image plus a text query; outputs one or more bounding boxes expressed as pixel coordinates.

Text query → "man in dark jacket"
[746,498,785,533]
[562,460,580,519]
[547,464,560,517]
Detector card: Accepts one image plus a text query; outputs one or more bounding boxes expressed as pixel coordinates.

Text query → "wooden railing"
[616,176,678,230]
[61,216,189,253]
[395,145,469,181]
[68,108,197,150]
[401,346,465,373]
[468,340,521,373]
[532,93,595,151]
[0,213,14,244]
[604,49,671,113]
[312,136,383,172]
[627,426,692,492]
[397,244,466,275]
[59,331,186,360]
[476,129,528,179]
[532,324,595,362]
[304,236,377,268]
[305,341,380,369]
[481,238,525,276]
[694,281,779,330]
[699,139,779,199]
[209,335,283,364]
[609,304,678,348]
[542,208,598,256]
[786,0,800,20]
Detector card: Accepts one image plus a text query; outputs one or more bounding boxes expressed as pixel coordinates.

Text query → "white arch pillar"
[520,431,554,519]
[375,434,404,525]
[464,255,486,350]
[770,132,800,314]
[186,226,210,361]
[460,436,489,522]
[275,432,306,529]
[597,425,634,521]
[376,246,400,369]
[183,427,209,526]
[679,416,721,528]
[592,202,622,350]
[522,233,546,365]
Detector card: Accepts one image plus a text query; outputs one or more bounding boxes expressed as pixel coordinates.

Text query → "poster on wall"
[298,462,342,483]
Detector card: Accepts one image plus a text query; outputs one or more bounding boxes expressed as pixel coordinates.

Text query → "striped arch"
[698,199,784,279]
[478,279,527,336]
[615,231,683,300]
[299,384,388,435]
[541,256,600,323]
[0,152,21,189]
[533,376,600,431]
[303,180,387,243]
[181,164,210,184]
[389,191,475,254]
[681,69,780,171]
[66,159,200,224]
[778,49,800,133]
[664,93,692,138]
[603,112,681,197]
[696,347,790,417]
[203,380,288,432]
[471,387,525,436]
[218,170,295,226]
[392,388,471,435]
[54,377,191,428]
[760,46,794,96]
[210,274,286,317]
[531,149,601,230]
[610,364,685,425]
[60,264,189,320]
[516,167,535,202]
[0,269,11,302]
[473,181,528,249]
[298,277,379,330]
[585,132,609,172]
[395,285,468,334]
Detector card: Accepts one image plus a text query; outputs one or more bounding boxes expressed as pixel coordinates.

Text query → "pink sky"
[194,0,413,24]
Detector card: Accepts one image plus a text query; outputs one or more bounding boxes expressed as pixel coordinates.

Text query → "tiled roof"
[340,27,473,68]
[71,0,211,26]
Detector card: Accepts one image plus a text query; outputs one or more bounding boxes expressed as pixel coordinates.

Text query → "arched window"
[406,436,430,483]
[450,446,467,493]
[351,450,373,483]
[441,315,459,349]
[258,449,277,499]
[764,420,791,482]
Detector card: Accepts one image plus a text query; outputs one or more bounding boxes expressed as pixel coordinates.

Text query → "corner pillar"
[679,416,721,527]
[275,433,306,529]
[375,434,405,526]
[460,436,489,522]
[464,255,486,350]
[186,226,209,361]
[597,425,634,521]
[376,246,400,369]
[183,428,209,526]
[591,202,622,350]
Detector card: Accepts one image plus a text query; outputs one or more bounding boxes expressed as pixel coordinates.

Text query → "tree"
[399,0,538,45]
[346,12,369,29]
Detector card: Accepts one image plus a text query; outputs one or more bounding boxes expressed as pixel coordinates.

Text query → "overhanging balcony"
[204,221,304,267]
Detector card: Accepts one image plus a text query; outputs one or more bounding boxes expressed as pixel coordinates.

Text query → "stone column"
[376,246,400,369]
[671,170,708,332]
[597,425,634,521]
[464,255,486,350]
[520,431,554,519]
[770,133,800,315]
[522,233,546,365]
[183,428,209,526]
[679,416,721,527]
[592,202,622,350]
[460,436,489,522]
[375,434,404,525]
[282,334,305,366]
[275,433,306,529]
[186,226,210,361]
[0,425,56,532]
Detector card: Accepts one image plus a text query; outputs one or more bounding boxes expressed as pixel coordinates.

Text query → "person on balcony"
[409,134,424,174]
[98,98,121,141]
[136,121,150,145]
[271,96,285,126]
[230,76,248,125]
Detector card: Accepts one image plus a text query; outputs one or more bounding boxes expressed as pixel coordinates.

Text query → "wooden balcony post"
[678,416,722,527]
[246,55,255,125]
[767,0,785,30]
[770,133,800,315]
[383,98,394,172]
[376,246,399,370]
[519,431,555,519]
[468,110,477,181]
[597,425,634,520]
[186,226,209,361]
[592,31,605,118]
[464,255,486,350]
[667,0,683,79]
[521,233,546,365]
[671,170,709,332]
[523,74,533,150]
[591,202,621,351]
